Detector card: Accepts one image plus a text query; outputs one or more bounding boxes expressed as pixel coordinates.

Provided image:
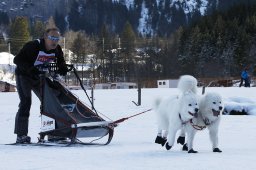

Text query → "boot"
[155,136,167,146]
[16,135,31,144]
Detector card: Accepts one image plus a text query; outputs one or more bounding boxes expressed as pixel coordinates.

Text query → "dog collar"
[190,119,206,130]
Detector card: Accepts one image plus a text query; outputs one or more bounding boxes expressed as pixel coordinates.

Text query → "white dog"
[177,92,224,153]
[154,75,199,150]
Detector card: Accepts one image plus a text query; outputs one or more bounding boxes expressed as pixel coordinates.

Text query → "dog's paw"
[165,142,172,150]
[155,136,167,146]
[161,138,167,146]
[188,149,198,153]
[177,136,185,145]
[154,136,162,144]
[182,143,188,151]
[213,148,222,153]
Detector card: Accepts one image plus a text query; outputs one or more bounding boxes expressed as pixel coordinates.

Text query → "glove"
[27,66,41,80]
[28,66,40,75]
[58,64,69,76]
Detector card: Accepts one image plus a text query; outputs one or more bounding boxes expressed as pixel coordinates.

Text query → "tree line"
[1,4,256,84]
[177,4,256,78]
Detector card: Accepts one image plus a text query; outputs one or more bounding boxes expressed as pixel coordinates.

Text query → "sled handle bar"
[35,63,73,73]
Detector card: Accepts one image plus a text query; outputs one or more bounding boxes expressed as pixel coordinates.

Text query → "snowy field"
[0,87,256,170]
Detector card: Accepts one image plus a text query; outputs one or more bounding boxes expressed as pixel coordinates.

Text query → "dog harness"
[190,119,206,130]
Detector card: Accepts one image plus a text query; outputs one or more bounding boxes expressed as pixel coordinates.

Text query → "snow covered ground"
[0,87,256,170]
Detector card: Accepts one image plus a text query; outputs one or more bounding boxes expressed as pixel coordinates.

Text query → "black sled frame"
[37,63,115,145]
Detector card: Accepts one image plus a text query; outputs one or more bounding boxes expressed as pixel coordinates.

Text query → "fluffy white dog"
[177,92,224,153]
[154,75,199,150]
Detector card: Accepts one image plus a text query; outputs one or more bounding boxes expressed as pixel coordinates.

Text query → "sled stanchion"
[71,65,98,115]
[132,101,139,106]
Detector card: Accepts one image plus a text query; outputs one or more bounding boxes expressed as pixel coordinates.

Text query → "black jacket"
[14,39,66,76]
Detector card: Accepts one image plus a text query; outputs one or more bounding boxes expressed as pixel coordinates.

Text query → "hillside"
[1,0,255,36]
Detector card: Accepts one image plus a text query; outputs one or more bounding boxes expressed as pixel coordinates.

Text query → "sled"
[36,63,115,145]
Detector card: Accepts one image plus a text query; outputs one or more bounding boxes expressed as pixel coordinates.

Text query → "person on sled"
[13,27,69,143]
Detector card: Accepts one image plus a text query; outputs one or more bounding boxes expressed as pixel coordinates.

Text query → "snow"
[112,0,134,9]
[0,52,16,84]
[171,0,208,15]
[0,52,15,65]
[198,0,208,15]
[112,0,210,36]
[225,96,256,115]
[138,1,153,36]
[136,0,209,35]
[0,86,256,169]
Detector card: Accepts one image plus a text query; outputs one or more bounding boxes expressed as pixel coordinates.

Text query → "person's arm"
[13,41,39,73]
[56,45,68,76]
[56,45,65,66]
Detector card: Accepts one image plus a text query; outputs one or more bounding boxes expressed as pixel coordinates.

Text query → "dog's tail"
[177,75,198,94]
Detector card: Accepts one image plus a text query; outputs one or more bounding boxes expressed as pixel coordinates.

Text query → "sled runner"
[35,63,115,145]
[6,139,112,147]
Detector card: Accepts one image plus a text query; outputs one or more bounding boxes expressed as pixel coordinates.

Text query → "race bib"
[34,51,56,66]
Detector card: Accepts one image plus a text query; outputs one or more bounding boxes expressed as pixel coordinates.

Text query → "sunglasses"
[47,35,60,42]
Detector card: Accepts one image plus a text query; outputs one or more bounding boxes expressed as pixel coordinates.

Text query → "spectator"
[239,67,250,87]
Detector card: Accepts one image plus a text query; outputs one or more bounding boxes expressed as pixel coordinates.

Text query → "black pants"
[239,78,244,87]
[245,77,251,87]
[14,74,40,136]
[239,78,250,87]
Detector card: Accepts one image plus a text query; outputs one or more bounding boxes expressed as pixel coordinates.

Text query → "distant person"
[13,27,68,143]
[239,67,250,87]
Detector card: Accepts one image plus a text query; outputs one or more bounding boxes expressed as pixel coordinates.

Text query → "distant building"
[95,83,111,89]
[157,79,179,88]
[0,81,16,92]
[95,82,137,89]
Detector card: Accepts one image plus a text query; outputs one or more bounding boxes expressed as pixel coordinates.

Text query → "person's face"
[44,30,60,50]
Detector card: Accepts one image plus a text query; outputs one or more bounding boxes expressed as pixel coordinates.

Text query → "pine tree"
[99,24,112,50]
[0,11,9,26]
[31,20,45,39]
[54,10,66,33]
[97,24,112,82]
[71,31,86,63]
[120,21,136,81]
[121,21,136,54]
[164,27,184,77]
[68,0,80,31]
[46,16,56,29]
[9,16,30,55]
[234,28,249,67]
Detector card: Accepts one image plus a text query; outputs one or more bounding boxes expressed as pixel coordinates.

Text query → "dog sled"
[7,63,151,147]
[35,63,116,146]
